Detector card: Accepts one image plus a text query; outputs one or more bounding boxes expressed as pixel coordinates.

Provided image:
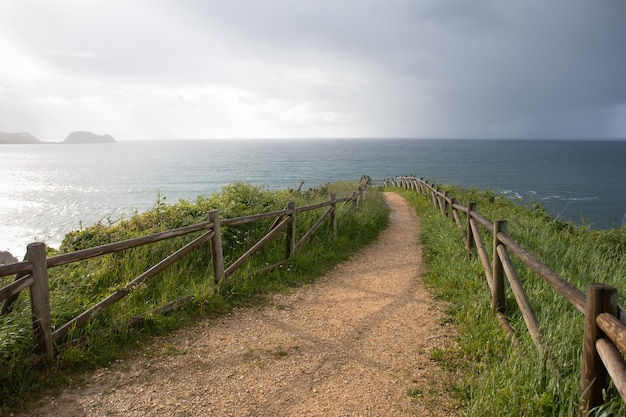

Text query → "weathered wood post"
[330,194,338,238]
[451,198,463,228]
[351,191,358,211]
[437,187,446,216]
[492,220,507,314]
[286,202,296,258]
[466,202,476,252]
[580,284,618,414]
[443,192,450,217]
[26,242,54,362]
[208,210,225,285]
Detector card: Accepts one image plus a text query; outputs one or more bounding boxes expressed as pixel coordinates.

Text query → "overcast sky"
[1,0,625,141]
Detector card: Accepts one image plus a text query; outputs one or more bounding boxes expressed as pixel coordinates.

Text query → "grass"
[0,181,388,410]
[7,178,622,415]
[407,387,423,398]
[395,184,626,416]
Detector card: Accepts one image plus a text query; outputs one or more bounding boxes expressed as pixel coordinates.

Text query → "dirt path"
[18,192,458,417]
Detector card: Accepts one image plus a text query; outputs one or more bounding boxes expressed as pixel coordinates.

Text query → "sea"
[1,139,625,259]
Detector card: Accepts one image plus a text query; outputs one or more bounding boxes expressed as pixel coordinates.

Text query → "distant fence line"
[385,175,626,414]
[0,176,371,362]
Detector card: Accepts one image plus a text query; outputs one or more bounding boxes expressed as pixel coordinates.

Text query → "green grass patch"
[395,185,626,417]
[0,181,388,410]
[407,387,423,398]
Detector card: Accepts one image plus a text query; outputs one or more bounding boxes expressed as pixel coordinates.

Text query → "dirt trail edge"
[19,192,458,417]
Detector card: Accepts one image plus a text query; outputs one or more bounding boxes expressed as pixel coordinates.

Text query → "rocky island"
[64,131,116,144]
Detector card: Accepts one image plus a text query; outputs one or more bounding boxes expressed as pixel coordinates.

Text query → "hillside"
[12,193,459,417]
[0,131,42,144]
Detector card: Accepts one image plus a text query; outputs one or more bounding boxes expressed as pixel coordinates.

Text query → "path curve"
[20,192,458,417]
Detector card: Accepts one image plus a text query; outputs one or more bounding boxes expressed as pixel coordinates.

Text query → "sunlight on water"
[1,139,624,258]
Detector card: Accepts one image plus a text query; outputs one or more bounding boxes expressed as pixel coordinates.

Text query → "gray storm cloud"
[1,0,625,140]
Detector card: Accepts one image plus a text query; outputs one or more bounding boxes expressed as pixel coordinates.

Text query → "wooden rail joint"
[581,284,618,414]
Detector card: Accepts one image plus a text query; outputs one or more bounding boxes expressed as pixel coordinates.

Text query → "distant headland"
[0,131,43,144]
[0,131,116,144]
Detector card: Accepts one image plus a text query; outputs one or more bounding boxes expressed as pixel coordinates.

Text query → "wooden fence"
[0,177,370,363]
[385,176,626,414]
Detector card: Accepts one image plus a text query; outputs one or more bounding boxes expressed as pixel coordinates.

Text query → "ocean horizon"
[1,138,625,258]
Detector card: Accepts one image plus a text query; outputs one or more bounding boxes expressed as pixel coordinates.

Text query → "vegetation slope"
[396,184,626,416]
[0,181,388,410]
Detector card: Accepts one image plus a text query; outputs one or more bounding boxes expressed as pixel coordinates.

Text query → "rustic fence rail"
[386,175,625,414]
[0,177,371,362]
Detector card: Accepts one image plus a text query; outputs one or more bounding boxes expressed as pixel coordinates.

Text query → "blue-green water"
[1,139,625,257]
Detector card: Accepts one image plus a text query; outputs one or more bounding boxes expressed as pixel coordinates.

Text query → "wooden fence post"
[26,242,54,362]
[451,198,462,228]
[208,210,225,284]
[286,202,296,258]
[350,191,358,211]
[443,192,450,217]
[580,284,618,414]
[467,202,476,253]
[330,194,338,238]
[492,220,507,314]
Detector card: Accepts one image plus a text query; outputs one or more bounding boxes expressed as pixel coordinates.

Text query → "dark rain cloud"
[1,0,625,139]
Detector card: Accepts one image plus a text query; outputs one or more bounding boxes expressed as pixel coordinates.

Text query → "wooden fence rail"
[0,177,370,363]
[386,175,625,415]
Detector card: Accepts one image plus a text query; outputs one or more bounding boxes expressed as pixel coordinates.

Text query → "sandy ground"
[15,192,459,417]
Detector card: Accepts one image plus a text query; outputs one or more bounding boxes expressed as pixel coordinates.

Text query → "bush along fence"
[385,175,626,415]
[0,177,371,363]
